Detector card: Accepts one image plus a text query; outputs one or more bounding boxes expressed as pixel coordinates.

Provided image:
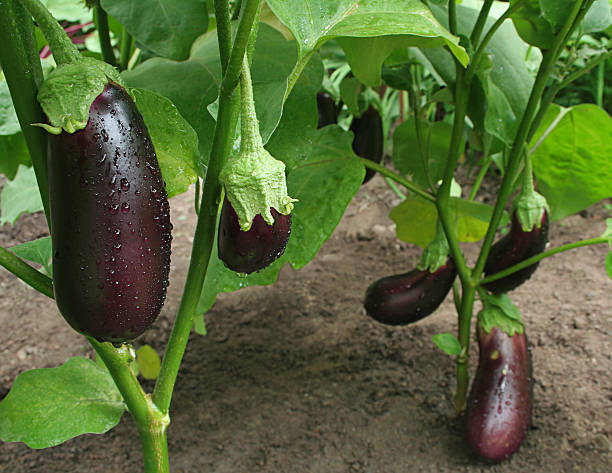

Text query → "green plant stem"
[152,0,261,416]
[480,236,610,286]
[0,247,53,298]
[469,0,494,47]
[90,339,169,473]
[359,158,434,203]
[284,49,316,102]
[19,0,81,65]
[119,27,133,71]
[596,62,605,107]
[468,153,492,200]
[0,0,49,222]
[449,0,457,35]
[215,0,232,72]
[93,4,117,67]
[239,53,262,150]
[384,177,406,200]
[471,1,585,283]
[454,284,476,413]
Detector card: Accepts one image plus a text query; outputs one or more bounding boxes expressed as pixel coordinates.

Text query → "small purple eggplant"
[483,210,549,294]
[218,197,291,274]
[466,324,532,462]
[316,92,340,129]
[363,258,456,325]
[350,106,383,184]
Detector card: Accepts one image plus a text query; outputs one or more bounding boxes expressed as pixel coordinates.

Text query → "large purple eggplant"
[217,196,291,274]
[466,324,532,462]
[350,106,383,184]
[363,258,456,325]
[483,210,549,293]
[48,82,172,343]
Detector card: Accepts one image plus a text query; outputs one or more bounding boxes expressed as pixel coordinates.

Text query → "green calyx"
[418,222,450,272]
[37,57,124,134]
[219,53,296,231]
[514,186,548,232]
[477,293,524,337]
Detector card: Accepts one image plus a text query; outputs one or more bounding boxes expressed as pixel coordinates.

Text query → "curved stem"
[480,236,609,286]
[19,0,81,65]
[0,247,53,298]
[94,4,117,67]
[0,0,49,222]
[359,158,434,203]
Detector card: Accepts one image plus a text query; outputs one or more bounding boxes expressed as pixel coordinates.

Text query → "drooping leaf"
[100,0,208,60]
[130,88,199,196]
[0,357,125,449]
[266,0,468,87]
[9,237,52,276]
[0,165,44,225]
[530,104,612,221]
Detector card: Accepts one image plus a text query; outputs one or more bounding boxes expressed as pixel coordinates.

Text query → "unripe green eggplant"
[316,92,340,129]
[350,106,383,184]
[218,196,291,274]
[483,210,549,293]
[363,258,456,325]
[48,82,172,343]
[466,324,532,462]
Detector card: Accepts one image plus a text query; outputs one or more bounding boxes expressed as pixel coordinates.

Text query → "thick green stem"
[0,0,49,222]
[359,158,434,203]
[94,4,117,67]
[119,27,133,71]
[471,1,586,283]
[0,247,53,298]
[480,236,610,286]
[448,0,457,35]
[19,0,81,65]
[90,339,169,473]
[152,0,260,415]
[214,0,232,72]
[454,284,476,413]
[469,0,494,47]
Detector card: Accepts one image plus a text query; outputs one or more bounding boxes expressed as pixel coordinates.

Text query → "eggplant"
[218,196,291,274]
[48,82,172,343]
[350,106,383,183]
[466,324,532,462]
[483,210,549,294]
[316,92,340,129]
[363,258,456,325]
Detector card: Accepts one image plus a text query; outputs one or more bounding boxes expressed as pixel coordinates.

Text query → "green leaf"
[509,0,554,49]
[477,293,524,336]
[193,313,207,335]
[123,24,296,163]
[390,196,504,248]
[1,79,32,179]
[0,357,125,449]
[9,237,52,276]
[130,88,199,197]
[432,333,462,356]
[530,104,612,221]
[339,76,365,117]
[392,118,455,189]
[0,165,44,225]
[135,345,161,380]
[426,3,541,144]
[266,0,467,87]
[583,0,612,33]
[0,77,21,136]
[606,251,612,280]
[42,0,91,23]
[100,0,208,60]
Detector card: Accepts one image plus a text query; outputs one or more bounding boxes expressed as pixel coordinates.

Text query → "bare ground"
[0,175,611,473]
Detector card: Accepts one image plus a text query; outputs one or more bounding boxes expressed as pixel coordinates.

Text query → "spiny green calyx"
[219,55,296,231]
[38,57,124,133]
[418,222,450,272]
[515,155,548,231]
[477,293,524,337]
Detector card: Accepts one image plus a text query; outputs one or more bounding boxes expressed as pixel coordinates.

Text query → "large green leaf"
[123,24,297,163]
[267,0,468,87]
[389,196,505,248]
[426,2,541,145]
[100,0,208,60]
[0,357,125,449]
[0,165,44,225]
[530,104,612,221]
[130,88,199,196]
[392,118,455,189]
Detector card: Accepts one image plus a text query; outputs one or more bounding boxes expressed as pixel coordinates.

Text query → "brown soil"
[1,176,611,473]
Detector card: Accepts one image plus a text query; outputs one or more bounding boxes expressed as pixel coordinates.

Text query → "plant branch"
[214,0,232,73]
[94,4,117,67]
[359,158,435,203]
[0,247,53,298]
[469,0,494,47]
[119,27,133,71]
[480,236,610,286]
[449,0,457,35]
[0,0,50,222]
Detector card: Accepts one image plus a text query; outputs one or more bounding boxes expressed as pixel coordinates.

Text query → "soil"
[0,174,611,473]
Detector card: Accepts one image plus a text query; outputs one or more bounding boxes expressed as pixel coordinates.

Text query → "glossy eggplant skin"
[218,197,291,274]
[483,210,549,294]
[316,92,340,129]
[466,325,532,462]
[48,82,172,343]
[363,258,456,326]
[350,106,383,184]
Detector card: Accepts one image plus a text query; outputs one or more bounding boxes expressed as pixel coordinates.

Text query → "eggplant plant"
[0,0,611,471]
